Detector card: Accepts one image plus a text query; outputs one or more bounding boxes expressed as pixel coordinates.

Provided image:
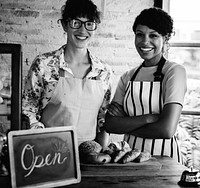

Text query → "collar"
[58,45,105,77]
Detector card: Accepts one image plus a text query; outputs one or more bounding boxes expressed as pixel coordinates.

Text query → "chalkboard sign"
[8,126,81,188]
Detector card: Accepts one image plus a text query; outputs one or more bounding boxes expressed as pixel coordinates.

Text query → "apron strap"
[153,56,166,81]
[130,56,166,82]
[130,64,143,81]
[154,56,166,113]
[59,68,66,77]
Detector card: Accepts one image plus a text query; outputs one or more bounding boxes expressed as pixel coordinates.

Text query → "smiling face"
[135,24,166,66]
[62,17,96,50]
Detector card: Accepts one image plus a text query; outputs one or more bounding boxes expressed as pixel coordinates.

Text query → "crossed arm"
[104,102,182,139]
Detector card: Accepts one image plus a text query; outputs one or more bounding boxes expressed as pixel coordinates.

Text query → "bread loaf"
[113,147,132,163]
[79,141,102,155]
[122,149,141,164]
[85,152,111,164]
[104,141,130,160]
[133,151,151,163]
[79,140,103,163]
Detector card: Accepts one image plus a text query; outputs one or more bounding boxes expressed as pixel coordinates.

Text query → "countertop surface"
[0,156,192,188]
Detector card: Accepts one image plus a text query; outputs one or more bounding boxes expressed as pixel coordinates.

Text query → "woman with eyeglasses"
[22,0,113,148]
[105,8,187,163]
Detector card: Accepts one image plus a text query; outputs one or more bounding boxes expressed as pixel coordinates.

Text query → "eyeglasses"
[68,19,97,31]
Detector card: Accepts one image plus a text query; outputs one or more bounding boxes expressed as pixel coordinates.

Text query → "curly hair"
[132,7,174,40]
[61,0,101,24]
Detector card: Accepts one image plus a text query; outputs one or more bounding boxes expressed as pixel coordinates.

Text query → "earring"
[63,32,67,40]
[162,41,170,56]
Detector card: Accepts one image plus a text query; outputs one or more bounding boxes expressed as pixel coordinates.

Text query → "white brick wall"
[0,0,154,85]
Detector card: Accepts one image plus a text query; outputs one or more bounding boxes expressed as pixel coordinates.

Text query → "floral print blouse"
[22,45,113,129]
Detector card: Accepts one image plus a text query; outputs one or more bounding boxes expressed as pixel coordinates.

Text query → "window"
[162,0,200,115]
[159,0,200,170]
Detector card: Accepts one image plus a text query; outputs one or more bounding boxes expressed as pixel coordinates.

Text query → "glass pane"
[169,0,200,43]
[0,54,11,133]
[168,47,200,111]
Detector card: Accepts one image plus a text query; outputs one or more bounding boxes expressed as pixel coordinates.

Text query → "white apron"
[123,57,182,163]
[41,69,105,144]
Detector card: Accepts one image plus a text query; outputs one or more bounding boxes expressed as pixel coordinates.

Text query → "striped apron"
[123,57,182,163]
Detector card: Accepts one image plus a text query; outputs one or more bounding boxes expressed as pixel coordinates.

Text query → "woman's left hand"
[107,102,126,117]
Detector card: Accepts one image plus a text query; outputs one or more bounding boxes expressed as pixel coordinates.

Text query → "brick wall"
[0,0,154,90]
[0,0,154,137]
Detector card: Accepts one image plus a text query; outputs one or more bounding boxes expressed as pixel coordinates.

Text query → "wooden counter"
[0,156,189,188]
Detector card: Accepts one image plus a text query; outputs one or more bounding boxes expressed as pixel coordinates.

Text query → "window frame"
[154,0,200,115]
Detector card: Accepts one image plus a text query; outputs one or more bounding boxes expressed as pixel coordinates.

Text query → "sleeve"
[96,66,113,132]
[111,71,130,105]
[97,85,112,132]
[163,64,187,106]
[22,56,45,127]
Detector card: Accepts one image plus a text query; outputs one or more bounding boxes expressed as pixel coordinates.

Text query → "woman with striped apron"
[105,8,187,164]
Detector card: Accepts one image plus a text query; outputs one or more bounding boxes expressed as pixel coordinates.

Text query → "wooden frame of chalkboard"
[8,126,81,188]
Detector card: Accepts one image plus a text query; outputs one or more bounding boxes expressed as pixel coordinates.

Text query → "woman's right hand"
[107,102,127,117]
